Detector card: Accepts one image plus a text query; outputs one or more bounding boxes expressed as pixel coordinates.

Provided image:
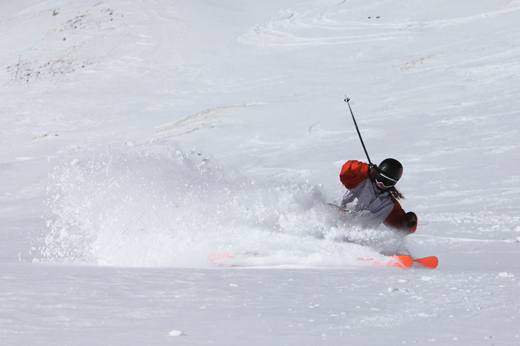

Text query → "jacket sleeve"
[339,160,369,189]
[383,199,417,234]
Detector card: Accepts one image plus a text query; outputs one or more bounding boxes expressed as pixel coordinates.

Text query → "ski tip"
[414,256,439,269]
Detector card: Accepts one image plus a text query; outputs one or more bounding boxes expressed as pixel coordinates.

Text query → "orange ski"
[210,253,414,268]
[414,256,438,269]
[390,255,413,268]
[357,255,413,268]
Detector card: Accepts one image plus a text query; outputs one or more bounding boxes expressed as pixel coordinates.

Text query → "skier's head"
[375,158,403,190]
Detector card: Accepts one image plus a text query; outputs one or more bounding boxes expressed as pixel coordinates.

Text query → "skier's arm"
[339,160,369,189]
[384,201,418,234]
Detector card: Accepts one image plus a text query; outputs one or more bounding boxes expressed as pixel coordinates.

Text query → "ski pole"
[344,96,373,165]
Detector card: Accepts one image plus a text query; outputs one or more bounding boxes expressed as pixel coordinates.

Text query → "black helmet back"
[377,158,403,186]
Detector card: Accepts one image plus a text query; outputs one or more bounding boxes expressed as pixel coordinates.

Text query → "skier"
[335,158,417,233]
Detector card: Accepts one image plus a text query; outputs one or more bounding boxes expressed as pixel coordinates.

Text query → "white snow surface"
[1,0,520,345]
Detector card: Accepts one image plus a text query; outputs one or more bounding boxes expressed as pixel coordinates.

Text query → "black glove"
[403,212,417,228]
[369,163,380,180]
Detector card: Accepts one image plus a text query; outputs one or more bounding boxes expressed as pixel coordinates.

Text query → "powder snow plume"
[39,140,404,267]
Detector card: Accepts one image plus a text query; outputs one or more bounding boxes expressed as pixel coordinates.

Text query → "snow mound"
[39,140,403,267]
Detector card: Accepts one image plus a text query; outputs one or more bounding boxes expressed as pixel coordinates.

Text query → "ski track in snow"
[237,3,414,48]
[237,0,520,48]
[1,0,520,345]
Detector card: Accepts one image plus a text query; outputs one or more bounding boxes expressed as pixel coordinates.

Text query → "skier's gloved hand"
[368,163,380,180]
[404,212,417,228]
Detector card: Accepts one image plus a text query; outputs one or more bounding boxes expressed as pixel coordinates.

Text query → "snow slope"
[1,0,519,345]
